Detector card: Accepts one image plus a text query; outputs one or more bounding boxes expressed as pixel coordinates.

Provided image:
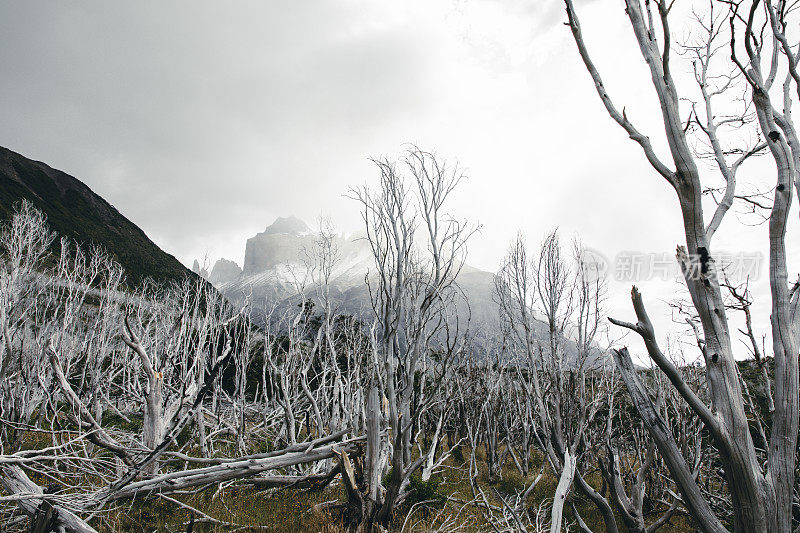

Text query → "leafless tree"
[493,230,611,532]
[565,1,800,529]
[349,145,477,526]
[0,202,377,531]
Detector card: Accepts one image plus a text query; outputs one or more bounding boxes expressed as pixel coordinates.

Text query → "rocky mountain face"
[202,217,503,337]
[200,217,607,364]
[208,258,242,286]
[203,216,377,312]
[200,216,601,366]
[0,145,193,285]
[243,216,314,274]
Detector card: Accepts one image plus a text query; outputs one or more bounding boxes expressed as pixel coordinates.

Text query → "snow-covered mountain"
[196,216,497,324]
[199,217,374,309]
[196,216,604,367]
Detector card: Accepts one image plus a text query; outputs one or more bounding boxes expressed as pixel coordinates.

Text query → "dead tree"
[494,231,609,532]
[0,201,56,451]
[595,372,689,533]
[565,0,800,530]
[350,146,477,526]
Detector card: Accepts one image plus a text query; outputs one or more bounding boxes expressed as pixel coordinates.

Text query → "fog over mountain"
[197,215,493,318]
[3,1,800,529]
[199,216,370,308]
[195,215,599,366]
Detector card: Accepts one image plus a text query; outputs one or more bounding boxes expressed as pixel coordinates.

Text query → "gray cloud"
[1,0,794,360]
[0,1,441,261]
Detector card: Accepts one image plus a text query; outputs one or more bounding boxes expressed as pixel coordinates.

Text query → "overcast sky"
[1,0,797,359]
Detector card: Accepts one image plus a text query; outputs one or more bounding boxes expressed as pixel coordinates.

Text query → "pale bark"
[550,449,576,533]
[104,433,363,501]
[47,342,133,466]
[0,465,97,533]
[352,147,475,525]
[612,347,727,533]
[564,0,799,529]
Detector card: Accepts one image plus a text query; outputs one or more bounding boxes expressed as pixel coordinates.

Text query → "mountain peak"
[209,258,242,286]
[264,216,309,236]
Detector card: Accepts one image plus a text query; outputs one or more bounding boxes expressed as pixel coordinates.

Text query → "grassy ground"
[8,417,696,532]
[89,442,696,532]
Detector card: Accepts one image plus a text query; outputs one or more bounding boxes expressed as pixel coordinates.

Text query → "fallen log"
[0,432,365,529]
[0,465,98,533]
[246,464,341,490]
[99,434,365,502]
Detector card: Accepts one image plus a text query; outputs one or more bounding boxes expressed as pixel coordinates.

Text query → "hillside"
[0,146,192,285]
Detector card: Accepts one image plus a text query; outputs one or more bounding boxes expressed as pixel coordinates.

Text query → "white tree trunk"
[550,449,576,533]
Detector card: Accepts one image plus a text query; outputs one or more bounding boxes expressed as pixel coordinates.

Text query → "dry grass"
[9,429,697,532]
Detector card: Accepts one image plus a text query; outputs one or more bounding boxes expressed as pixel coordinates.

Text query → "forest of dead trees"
[1,0,800,532]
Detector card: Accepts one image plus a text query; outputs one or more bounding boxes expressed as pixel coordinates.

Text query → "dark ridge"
[0,145,193,286]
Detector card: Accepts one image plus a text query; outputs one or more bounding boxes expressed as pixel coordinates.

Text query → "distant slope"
[200,216,606,368]
[0,145,192,285]
[205,217,511,324]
